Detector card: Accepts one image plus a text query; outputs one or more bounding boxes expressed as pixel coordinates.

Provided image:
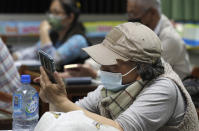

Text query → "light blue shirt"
[16,34,88,64]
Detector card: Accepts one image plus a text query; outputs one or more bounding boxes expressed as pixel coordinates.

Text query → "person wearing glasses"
[61,0,192,80]
[13,0,89,70]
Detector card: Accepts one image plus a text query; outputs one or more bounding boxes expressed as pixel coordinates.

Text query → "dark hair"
[58,0,80,24]
[50,0,88,45]
[49,0,90,70]
[136,58,164,81]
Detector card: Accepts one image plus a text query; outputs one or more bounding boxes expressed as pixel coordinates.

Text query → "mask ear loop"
[122,66,137,77]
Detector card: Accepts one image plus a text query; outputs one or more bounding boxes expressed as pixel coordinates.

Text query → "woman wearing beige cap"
[36,23,199,131]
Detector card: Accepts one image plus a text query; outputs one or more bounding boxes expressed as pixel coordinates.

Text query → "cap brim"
[83,42,128,65]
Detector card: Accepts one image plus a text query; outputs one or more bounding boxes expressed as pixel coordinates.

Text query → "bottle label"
[13,94,23,115]
[25,93,39,117]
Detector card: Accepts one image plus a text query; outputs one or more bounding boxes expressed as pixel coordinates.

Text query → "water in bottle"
[12,75,39,131]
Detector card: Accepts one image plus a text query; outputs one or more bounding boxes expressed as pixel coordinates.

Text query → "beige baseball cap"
[83,22,162,65]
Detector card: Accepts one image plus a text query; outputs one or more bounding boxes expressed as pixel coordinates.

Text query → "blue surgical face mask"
[100,67,137,92]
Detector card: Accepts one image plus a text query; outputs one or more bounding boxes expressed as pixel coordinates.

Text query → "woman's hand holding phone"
[59,64,97,79]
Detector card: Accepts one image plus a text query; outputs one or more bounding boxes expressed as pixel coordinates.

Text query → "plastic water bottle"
[12,75,39,131]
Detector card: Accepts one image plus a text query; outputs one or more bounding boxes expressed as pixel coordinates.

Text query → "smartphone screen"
[38,50,56,83]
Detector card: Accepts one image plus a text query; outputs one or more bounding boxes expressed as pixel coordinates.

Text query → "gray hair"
[134,0,162,15]
[136,58,164,81]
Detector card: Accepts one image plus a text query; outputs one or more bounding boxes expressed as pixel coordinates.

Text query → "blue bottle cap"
[21,75,31,84]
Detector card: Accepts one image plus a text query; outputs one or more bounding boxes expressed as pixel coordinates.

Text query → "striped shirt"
[0,39,20,112]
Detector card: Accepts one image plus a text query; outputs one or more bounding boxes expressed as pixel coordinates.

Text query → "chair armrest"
[0,92,12,103]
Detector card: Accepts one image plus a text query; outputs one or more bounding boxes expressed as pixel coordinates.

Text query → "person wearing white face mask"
[36,23,199,131]
[99,66,137,92]
[12,0,90,70]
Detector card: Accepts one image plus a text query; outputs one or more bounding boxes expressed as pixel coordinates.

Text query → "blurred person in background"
[0,38,20,118]
[61,0,192,80]
[126,0,191,79]
[127,0,199,110]
[13,0,90,70]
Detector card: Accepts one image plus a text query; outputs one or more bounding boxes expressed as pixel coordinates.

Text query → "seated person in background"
[59,60,100,79]
[38,23,199,131]
[183,78,199,108]
[127,0,192,79]
[61,0,191,80]
[13,0,89,70]
[0,38,20,117]
[183,67,199,108]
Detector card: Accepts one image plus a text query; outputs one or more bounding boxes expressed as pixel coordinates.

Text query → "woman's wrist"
[40,28,48,35]
[54,98,81,112]
[40,30,51,45]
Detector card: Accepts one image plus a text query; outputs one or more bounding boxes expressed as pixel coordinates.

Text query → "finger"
[67,70,79,76]
[39,90,49,103]
[39,76,52,103]
[39,78,47,101]
[54,72,65,89]
[83,63,91,68]
[64,64,82,71]
[65,67,80,71]
[33,77,40,83]
[40,67,51,85]
[76,64,82,68]
[73,64,84,70]
[40,77,46,89]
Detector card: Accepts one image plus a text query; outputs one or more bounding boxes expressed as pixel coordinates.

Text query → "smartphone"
[38,50,56,83]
